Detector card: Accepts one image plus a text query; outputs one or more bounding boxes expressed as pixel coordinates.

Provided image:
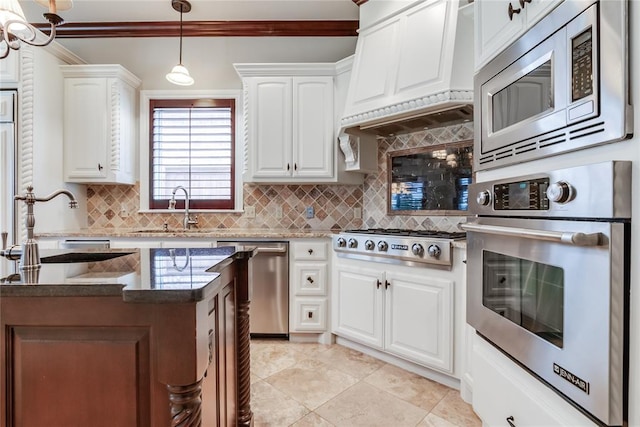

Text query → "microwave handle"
[460,223,604,247]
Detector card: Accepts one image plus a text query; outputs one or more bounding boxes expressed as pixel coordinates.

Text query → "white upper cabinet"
[475,0,564,69]
[235,63,364,185]
[0,52,19,87]
[61,64,141,185]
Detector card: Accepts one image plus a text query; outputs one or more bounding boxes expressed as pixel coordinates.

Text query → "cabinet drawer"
[292,298,327,332]
[292,241,327,260]
[293,262,327,296]
[0,92,14,122]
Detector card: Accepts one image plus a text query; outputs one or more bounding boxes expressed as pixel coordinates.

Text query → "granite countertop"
[37,228,339,239]
[0,245,255,303]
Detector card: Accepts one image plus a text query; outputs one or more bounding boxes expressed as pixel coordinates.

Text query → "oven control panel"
[493,178,550,210]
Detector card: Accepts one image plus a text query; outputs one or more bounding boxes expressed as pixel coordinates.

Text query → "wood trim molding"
[33,20,359,38]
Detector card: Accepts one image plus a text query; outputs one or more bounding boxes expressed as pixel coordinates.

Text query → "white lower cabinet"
[473,335,596,427]
[333,261,454,373]
[290,239,330,333]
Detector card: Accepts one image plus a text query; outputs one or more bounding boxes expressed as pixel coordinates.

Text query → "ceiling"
[19,0,360,24]
[17,0,361,90]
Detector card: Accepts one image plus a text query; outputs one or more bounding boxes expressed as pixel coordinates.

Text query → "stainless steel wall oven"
[462,161,630,426]
[475,0,632,171]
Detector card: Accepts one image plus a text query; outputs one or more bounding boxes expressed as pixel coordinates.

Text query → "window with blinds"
[149,99,235,210]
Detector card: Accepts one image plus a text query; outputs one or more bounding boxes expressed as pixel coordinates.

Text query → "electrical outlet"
[245,205,256,218]
[275,206,283,219]
[353,207,362,219]
[119,203,129,218]
[305,206,314,219]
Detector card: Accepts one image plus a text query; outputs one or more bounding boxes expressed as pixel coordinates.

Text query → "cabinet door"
[64,78,109,180]
[475,0,525,69]
[248,77,293,178]
[292,77,333,178]
[332,264,384,349]
[293,262,327,296]
[384,271,453,373]
[292,297,327,331]
[524,0,564,29]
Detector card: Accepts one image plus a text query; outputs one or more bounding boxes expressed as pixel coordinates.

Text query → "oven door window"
[482,250,564,348]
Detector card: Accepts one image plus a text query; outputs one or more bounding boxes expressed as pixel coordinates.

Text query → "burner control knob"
[365,240,375,251]
[348,238,358,249]
[378,241,389,252]
[411,243,424,257]
[476,190,491,206]
[546,181,574,204]
[427,244,442,259]
[336,237,346,248]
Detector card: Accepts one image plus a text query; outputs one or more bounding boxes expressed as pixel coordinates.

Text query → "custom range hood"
[340,0,474,137]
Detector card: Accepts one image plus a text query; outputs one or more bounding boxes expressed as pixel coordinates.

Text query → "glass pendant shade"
[166,64,194,86]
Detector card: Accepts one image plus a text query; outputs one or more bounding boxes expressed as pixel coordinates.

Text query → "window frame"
[139,90,244,213]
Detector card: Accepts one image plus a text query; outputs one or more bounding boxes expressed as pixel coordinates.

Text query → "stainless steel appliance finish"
[333,229,465,269]
[219,241,289,338]
[475,0,632,171]
[462,161,630,426]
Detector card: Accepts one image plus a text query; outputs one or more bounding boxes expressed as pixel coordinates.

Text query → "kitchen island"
[0,245,255,427]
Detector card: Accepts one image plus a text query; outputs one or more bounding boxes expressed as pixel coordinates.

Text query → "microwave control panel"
[494,178,550,210]
[572,28,593,101]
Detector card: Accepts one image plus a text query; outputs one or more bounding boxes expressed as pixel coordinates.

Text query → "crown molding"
[33,20,359,38]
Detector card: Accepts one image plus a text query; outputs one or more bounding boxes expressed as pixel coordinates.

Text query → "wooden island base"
[1,252,253,427]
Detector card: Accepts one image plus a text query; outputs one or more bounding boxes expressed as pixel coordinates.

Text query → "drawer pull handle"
[308,249,313,255]
[376,280,381,289]
[385,280,390,289]
[306,276,314,284]
[98,163,103,171]
[508,3,521,20]
[506,416,516,427]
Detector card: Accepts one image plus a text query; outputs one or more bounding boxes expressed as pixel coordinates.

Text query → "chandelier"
[166,0,194,86]
[0,0,71,59]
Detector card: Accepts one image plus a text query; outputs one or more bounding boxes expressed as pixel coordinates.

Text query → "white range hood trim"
[340,88,473,128]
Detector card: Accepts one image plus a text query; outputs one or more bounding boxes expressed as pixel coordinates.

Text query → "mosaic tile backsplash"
[86,122,473,232]
[363,122,475,233]
[86,183,364,231]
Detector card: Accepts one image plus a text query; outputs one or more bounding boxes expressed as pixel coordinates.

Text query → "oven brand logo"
[391,244,408,251]
[553,363,589,394]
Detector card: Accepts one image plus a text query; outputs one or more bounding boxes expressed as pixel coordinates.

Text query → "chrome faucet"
[14,186,78,282]
[168,185,198,230]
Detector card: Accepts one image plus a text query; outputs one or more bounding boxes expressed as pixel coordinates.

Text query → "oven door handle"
[460,223,604,246]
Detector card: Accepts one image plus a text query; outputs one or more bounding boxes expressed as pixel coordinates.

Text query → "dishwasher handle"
[254,247,287,254]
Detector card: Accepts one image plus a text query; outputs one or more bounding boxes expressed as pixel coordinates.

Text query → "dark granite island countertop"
[0,245,254,427]
[0,245,256,303]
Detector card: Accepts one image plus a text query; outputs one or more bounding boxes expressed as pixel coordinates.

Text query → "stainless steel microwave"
[474,0,632,171]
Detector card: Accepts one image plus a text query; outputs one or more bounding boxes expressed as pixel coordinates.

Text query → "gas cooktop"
[334,229,466,269]
[343,229,466,240]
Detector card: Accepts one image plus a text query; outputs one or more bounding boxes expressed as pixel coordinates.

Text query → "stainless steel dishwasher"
[218,241,289,338]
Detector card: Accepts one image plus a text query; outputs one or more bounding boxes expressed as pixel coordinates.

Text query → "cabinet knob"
[308,312,313,319]
[98,163,103,171]
[376,280,381,289]
[518,0,531,7]
[306,276,314,284]
[385,280,390,289]
[308,249,313,255]
[294,163,298,171]
[287,163,290,171]
[506,416,516,427]
[508,3,521,20]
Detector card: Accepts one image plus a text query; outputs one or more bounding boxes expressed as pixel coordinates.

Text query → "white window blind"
[150,99,235,210]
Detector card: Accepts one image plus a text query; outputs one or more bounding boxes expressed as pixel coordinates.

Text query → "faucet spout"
[168,185,198,230]
[14,186,78,282]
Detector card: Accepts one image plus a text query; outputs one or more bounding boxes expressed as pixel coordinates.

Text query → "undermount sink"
[132,228,214,234]
[40,251,134,264]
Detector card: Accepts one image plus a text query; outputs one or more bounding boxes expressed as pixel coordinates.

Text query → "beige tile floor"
[250,339,482,427]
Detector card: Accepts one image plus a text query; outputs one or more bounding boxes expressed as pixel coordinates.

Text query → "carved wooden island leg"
[167,379,203,427]
[236,253,253,426]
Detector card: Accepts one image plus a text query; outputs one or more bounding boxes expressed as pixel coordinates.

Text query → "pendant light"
[166,0,194,86]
